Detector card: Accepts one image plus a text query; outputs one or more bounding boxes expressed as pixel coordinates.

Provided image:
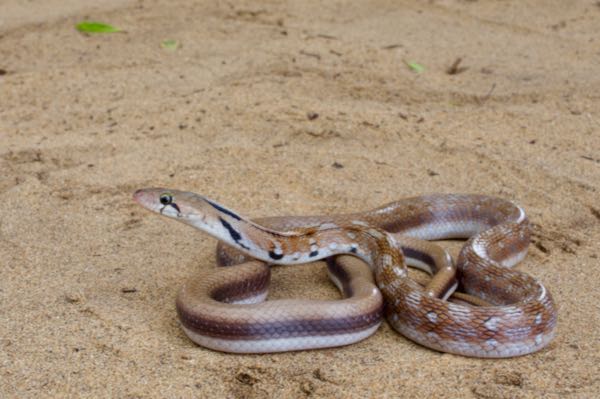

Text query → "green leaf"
[161,39,180,50]
[405,61,425,73]
[76,21,120,33]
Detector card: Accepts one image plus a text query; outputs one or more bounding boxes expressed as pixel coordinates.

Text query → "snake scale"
[133,188,557,357]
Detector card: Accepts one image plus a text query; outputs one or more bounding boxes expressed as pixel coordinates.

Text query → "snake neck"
[201,209,406,274]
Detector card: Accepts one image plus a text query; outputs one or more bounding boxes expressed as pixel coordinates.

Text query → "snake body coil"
[134,189,557,357]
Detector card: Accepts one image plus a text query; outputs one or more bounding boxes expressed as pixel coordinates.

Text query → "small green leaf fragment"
[76,21,120,33]
[161,39,179,50]
[406,61,425,73]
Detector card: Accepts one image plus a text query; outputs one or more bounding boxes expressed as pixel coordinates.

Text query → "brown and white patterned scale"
[133,189,557,357]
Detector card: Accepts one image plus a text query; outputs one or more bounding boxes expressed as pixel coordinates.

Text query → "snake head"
[133,188,186,218]
[133,187,240,229]
[134,187,261,253]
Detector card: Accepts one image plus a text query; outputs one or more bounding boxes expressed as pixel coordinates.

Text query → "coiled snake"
[133,189,557,357]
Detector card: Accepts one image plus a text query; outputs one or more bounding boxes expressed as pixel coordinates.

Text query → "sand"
[1,1,599,397]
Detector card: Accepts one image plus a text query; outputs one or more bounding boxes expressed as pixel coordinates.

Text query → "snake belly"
[133,189,557,357]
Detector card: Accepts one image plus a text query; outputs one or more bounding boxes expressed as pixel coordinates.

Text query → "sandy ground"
[1,0,599,397]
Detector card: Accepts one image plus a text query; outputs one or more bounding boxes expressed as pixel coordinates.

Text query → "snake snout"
[133,189,156,207]
[132,189,145,203]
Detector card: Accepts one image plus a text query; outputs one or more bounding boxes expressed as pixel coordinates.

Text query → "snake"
[133,188,557,357]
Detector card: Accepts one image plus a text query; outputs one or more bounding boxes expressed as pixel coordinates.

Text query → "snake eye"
[159,193,173,205]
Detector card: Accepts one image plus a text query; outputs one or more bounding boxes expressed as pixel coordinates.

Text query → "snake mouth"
[160,202,181,215]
